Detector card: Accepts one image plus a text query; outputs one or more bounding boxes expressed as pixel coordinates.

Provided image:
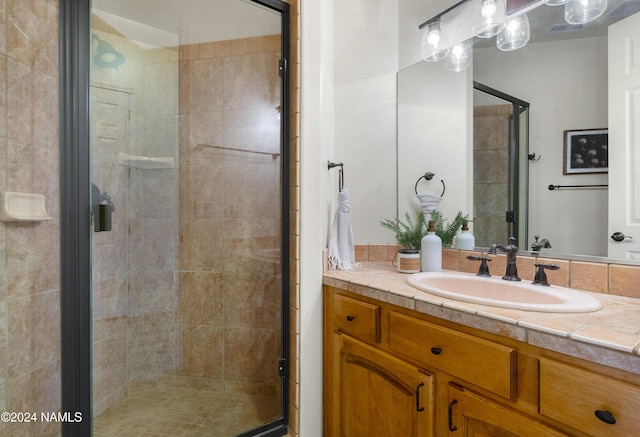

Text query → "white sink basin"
[407,271,602,313]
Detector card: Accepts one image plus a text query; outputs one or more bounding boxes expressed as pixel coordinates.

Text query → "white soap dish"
[0,191,53,222]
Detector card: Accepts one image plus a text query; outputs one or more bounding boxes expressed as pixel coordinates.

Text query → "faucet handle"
[467,255,492,277]
[532,263,559,286]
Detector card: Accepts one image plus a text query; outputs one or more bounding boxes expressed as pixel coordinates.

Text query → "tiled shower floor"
[93,383,280,436]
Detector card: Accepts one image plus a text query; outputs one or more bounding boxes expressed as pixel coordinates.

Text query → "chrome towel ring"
[414,172,445,197]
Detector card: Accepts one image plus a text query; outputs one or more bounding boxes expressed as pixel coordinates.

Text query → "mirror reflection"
[398,0,640,261]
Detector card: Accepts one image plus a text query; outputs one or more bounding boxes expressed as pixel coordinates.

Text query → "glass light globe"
[565,0,607,24]
[473,0,506,38]
[445,40,472,72]
[497,13,530,51]
[421,20,449,62]
[481,0,497,18]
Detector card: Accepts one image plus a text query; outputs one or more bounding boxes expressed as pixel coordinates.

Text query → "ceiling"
[92,0,282,49]
[527,0,640,42]
[471,0,640,49]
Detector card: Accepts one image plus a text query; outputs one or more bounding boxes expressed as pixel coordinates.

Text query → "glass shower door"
[88,1,287,435]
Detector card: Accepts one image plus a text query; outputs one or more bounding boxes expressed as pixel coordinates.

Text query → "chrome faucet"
[488,237,521,281]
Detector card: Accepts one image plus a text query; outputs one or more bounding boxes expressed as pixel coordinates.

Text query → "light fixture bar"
[418,0,472,29]
[419,0,545,29]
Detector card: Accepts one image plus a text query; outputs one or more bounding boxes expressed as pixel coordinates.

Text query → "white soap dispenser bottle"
[454,220,475,250]
[421,220,442,272]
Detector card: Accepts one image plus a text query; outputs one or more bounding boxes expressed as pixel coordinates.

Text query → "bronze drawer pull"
[415,382,425,412]
[448,399,458,431]
[430,347,442,355]
[346,315,355,322]
[595,410,616,425]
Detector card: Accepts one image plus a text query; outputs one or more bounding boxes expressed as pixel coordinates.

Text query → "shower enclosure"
[473,83,529,249]
[60,0,290,436]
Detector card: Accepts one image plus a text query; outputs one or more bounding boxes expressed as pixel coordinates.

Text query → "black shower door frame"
[59,1,290,435]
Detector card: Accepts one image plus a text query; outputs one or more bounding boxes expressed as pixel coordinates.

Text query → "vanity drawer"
[389,312,516,400]
[539,358,640,436]
[333,294,380,343]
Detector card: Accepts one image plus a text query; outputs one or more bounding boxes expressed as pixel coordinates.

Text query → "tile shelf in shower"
[0,191,53,222]
[118,152,175,170]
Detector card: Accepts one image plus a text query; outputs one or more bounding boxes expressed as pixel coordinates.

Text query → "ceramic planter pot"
[396,249,420,273]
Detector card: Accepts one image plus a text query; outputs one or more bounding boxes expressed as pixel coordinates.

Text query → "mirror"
[398,0,640,261]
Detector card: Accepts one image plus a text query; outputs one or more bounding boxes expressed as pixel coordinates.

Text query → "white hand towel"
[328,188,357,270]
[417,193,442,217]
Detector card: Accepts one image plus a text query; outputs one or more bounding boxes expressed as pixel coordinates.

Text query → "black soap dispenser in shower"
[92,183,115,232]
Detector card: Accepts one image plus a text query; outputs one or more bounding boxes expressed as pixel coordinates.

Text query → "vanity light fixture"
[564,0,607,24]
[445,40,472,72]
[496,13,530,51]
[422,19,450,62]
[473,0,507,38]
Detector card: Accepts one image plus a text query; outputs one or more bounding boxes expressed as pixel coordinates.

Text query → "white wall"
[333,1,399,244]
[474,36,608,255]
[298,0,465,434]
[299,0,333,434]
[397,61,473,226]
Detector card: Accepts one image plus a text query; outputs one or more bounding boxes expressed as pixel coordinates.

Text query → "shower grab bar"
[548,184,608,190]
[196,143,279,159]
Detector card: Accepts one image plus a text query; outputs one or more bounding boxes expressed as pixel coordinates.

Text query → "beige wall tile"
[570,261,608,293]
[198,41,216,59]
[354,244,368,262]
[224,328,278,384]
[230,38,248,56]
[610,264,640,298]
[247,36,265,54]
[179,325,224,378]
[180,43,199,61]
[5,360,61,436]
[6,0,57,76]
[214,40,231,57]
[442,248,459,270]
[223,273,277,328]
[387,244,402,262]
[368,244,388,262]
[179,272,224,325]
[517,255,536,282]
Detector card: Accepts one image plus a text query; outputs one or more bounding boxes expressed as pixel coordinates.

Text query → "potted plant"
[380,211,427,273]
[430,210,469,246]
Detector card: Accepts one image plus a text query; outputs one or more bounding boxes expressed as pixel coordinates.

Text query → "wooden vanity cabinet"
[539,358,640,436]
[330,334,435,437]
[388,311,516,401]
[448,384,567,436]
[324,286,640,437]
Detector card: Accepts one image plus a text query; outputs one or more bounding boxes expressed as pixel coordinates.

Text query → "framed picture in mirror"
[563,128,608,175]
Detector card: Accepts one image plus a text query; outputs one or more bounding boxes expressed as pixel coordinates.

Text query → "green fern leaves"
[430,210,469,246]
[379,211,427,250]
[380,210,469,249]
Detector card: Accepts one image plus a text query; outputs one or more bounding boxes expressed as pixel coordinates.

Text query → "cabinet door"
[448,384,568,437]
[334,334,434,437]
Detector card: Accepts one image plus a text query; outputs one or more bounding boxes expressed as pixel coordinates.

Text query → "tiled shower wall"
[175,36,282,396]
[473,104,511,248]
[0,1,61,436]
[91,16,180,416]
[91,19,284,420]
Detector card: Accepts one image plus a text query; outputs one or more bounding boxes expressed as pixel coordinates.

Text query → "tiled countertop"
[323,263,640,375]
